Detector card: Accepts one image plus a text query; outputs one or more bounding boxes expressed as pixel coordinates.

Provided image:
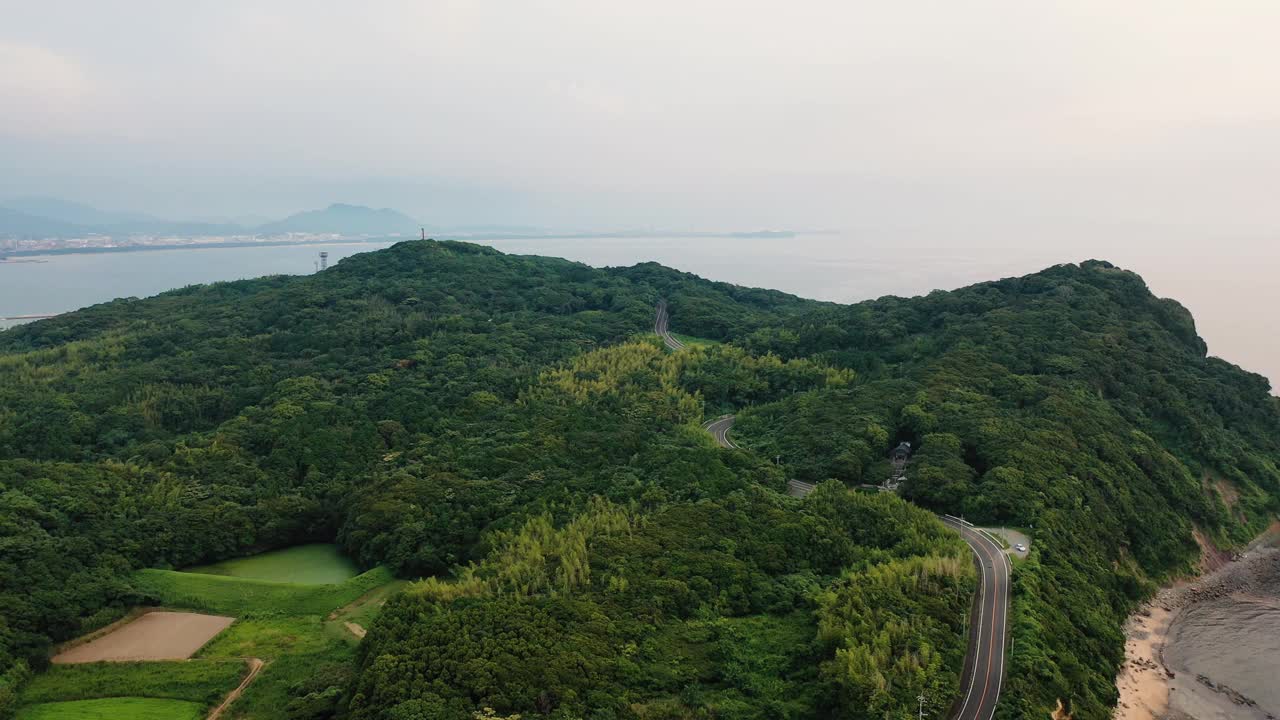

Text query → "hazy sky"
[3,1,1279,231]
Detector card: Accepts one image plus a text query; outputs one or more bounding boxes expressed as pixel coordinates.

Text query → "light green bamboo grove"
[816,555,974,719]
[524,336,855,423]
[521,340,703,425]
[411,497,636,602]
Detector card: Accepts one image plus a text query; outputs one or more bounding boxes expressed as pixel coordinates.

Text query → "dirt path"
[208,657,264,720]
[325,577,406,641]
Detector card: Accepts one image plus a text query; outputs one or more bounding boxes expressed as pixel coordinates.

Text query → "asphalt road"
[702,415,737,449]
[672,300,1009,720]
[654,300,685,351]
[940,516,1011,720]
[698,414,819,496]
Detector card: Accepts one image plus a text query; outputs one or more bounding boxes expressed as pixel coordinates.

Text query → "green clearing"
[326,579,409,635]
[17,660,243,706]
[15,697,204,720]
[197,618,356,719]
[121,565,402,719]
[132,566,394,617]
[671,332,720,348]
[185,544,358,585]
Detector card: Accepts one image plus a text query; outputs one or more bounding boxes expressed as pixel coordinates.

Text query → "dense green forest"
[1,241,1277,719]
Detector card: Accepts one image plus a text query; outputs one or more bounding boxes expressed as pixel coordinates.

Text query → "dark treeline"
[0,245,1276,720]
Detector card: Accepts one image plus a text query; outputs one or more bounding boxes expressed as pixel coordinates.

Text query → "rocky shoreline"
[1115,525,1280,720]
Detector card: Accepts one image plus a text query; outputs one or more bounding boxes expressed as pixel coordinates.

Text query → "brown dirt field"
[51,606,155,656]
[52,611,235,663]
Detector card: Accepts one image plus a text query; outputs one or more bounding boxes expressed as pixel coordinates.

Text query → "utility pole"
[917,693,927,720]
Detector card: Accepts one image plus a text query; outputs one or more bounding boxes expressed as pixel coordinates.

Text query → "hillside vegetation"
[1,242,1277,720]
[733,261,1280,717]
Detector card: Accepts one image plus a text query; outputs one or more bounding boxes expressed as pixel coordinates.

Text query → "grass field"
[198,617,355,717]
[132,566,394,617]
[326,579,409,639]
[185,545,358,585]
[19,660,244,706]
[15,697,204,720]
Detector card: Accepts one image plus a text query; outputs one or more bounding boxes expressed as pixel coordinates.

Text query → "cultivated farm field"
[52,612,234,664]
[10,546,400,720]
[132,552,399,717]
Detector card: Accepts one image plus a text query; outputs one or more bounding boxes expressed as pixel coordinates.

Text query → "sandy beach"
[1115,604,1178,720]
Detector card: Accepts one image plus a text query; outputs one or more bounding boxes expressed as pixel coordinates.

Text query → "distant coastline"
[0,230,805,258]
[0,237,402,259]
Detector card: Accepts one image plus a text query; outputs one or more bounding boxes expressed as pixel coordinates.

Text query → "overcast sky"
[3,2,1280,383]
[3,0,1279,231]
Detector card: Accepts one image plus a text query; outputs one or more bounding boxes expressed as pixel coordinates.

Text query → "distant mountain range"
[0,198,421,238]
[256,203,419,235]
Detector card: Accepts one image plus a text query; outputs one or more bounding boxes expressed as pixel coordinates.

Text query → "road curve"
[677,291,1011,719]
[702,415,737,449]
[939,516,1010,720]
[654,300,686,351]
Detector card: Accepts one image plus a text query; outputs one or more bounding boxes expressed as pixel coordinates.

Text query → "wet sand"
[1115,524,1280,720]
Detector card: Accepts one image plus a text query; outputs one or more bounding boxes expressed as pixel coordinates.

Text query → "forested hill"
[732,260,1280,717]
[0,240,812,461]
[0,242,1277,720]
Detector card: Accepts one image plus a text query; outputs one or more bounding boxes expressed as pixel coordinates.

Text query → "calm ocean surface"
[2,234,1276,389]
[1165,588,1280,718]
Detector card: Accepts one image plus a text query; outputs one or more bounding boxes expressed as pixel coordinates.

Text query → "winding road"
[654,300,685,351]
[702,415,738,449]
[659,302,1011,720]
[939,517,1011,720]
